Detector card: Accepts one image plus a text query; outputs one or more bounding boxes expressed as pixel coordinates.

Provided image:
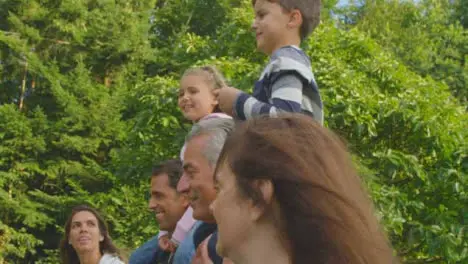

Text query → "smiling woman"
[59,205,124,264]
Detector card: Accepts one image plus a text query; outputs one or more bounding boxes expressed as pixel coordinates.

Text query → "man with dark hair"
[149,160,189,236]
[129,159,194,264]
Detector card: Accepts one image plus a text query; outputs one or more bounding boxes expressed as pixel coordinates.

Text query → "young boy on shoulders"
[216,0,323,125]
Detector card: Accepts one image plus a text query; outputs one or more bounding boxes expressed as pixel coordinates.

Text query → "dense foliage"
[0,0,466,263]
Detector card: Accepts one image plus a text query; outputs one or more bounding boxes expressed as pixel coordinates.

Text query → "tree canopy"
[0,0,466,263]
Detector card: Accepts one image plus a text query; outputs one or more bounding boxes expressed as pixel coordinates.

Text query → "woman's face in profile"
[211,163,253,257]
[69,211,103,254]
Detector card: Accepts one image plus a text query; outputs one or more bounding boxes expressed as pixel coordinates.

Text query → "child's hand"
[215,86,241,116]
[159,234,177,252]
[191,235,213,264]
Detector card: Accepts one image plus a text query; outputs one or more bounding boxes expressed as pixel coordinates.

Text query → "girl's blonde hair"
[182,65,227,90]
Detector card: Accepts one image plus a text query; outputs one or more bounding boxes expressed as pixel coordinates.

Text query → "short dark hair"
[252,0,321,40]
[152,159,183,189]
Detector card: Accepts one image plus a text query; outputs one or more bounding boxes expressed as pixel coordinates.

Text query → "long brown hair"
[216,114,397,263]
[59,205,121,264]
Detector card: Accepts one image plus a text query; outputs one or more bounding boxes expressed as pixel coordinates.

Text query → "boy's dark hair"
[152,159,183,189]
[252,0,321,40]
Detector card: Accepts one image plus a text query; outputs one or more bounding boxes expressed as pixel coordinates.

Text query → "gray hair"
[186,118,236,167]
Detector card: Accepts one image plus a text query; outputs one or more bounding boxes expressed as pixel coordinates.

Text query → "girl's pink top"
[170,206,196,245]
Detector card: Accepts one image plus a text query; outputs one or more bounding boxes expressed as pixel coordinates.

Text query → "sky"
[337,0,350,6]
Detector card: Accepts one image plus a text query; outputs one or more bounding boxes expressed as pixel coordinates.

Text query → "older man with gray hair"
[179,117,235,264]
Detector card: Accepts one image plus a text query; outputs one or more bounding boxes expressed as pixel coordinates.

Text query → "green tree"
[307,22,467,262]
[340,0,468,106]
[1,0,466,263]
[0,0,157,261]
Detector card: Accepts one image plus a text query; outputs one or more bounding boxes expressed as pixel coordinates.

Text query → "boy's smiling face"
[251,0,300,55]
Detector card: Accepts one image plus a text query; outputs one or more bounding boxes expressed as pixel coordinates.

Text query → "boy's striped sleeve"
[233,46,316,120]
[233,73,305,120]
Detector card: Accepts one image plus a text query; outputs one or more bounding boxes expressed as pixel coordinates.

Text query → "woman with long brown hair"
[59,205,124,264]
[210,114,397,264]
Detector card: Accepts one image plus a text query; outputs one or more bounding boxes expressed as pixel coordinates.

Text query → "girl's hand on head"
[191,235,214,264]
[159,234,176,252]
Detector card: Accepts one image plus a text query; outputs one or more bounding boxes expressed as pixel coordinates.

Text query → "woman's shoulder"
[100,253,125,264]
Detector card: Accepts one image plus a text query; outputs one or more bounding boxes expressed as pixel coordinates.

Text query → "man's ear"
[250,179,274,221]
[288,9,303,30]
[258,179,274,205]
[179,192,191,207]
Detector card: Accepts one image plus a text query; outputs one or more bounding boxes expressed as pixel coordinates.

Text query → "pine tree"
[0,0,157,261]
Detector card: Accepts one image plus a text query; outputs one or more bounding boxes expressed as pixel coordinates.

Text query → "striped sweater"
[233,45,323,125]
